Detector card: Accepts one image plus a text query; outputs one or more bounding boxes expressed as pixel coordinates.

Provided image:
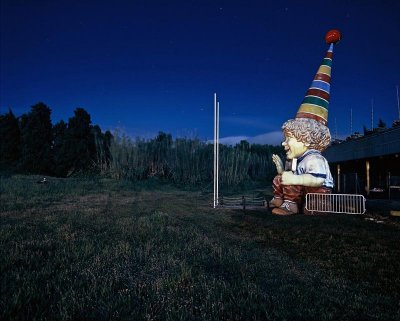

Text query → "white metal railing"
[305,193,366,215]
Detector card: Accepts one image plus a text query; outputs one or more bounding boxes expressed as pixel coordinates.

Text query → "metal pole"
[213,93,217,208]
[217,101,220,206]
[334,117,337,140]
[371,99,374,130]
[366,160,370,196]
[350,108,352,135]
[396,85,400,119]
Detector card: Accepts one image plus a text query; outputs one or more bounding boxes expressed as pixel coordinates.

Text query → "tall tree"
[52,120,69,176]
[91,126,113,173]
[65,107,96,174]
[19,103,53,174]
[0,109,21,166]
[103,130,113,167]
[377,118,386,128]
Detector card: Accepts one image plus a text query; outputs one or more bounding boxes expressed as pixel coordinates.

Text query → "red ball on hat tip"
[325,29,341,44]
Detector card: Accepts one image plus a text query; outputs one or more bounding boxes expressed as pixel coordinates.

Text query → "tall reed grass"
[106,133,282,188]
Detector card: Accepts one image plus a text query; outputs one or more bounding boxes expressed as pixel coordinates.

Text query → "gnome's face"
[282,134,309,159]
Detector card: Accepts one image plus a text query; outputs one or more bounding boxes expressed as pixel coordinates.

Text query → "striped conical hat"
[296,30,341,125]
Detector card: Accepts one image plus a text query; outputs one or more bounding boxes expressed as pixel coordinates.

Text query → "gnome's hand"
[281,171,300,185]
[272,154,284,174]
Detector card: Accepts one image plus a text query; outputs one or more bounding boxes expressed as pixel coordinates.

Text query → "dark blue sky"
[1,0,399,145]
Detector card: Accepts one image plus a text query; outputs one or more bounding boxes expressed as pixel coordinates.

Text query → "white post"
[217,101,220,206]
[213,93,217,208]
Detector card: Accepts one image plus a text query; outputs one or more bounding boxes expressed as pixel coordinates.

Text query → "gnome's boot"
[269,197,283,208]
[272,200,299,215]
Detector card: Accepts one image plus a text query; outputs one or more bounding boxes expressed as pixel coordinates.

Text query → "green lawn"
[1,175,400,320]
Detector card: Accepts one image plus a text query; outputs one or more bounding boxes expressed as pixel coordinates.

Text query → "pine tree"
[64,107,96,174]
[0,109,21,167]
[52,120,69,176]
[377,118,386,128]
[19,103,53,174]
[103,130,113,167]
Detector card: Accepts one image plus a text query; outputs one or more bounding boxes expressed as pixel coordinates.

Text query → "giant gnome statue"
[270,30,341,215]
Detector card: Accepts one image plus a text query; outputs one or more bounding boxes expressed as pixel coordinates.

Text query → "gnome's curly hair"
[282,118,331,152]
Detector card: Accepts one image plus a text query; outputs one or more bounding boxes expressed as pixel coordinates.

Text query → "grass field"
[1,175,400,321]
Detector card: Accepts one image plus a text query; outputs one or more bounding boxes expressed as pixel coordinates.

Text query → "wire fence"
[217,193,366,214]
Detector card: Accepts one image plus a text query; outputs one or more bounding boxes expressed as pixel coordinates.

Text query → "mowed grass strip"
[1,176,399,320]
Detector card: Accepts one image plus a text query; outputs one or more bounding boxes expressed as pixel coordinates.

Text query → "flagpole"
[217,101,220,206]
[213,93,217,208]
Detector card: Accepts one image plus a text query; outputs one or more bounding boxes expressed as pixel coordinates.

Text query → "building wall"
[323,125,400,197]
[324,126,400,163]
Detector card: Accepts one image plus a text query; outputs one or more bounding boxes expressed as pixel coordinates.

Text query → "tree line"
[0,103,112,177]
[0,103,283,186]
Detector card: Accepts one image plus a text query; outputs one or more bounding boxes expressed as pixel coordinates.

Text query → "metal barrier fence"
[305,193,366,215]
[220,196,266,209]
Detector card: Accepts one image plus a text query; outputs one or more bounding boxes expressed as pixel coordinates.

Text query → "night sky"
[1,0,399,145]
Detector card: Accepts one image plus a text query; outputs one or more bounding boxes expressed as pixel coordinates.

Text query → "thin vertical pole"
[334,117,337,140]
[350,108,352,135]
[213,93,217,208]
[371,99,374,130]
[217,101,220,205]
[396,85,400,119]
[366,160,370,195]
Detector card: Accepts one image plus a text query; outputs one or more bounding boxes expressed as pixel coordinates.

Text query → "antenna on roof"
[334,117,338,140]
[371,99,374,130]
[350,108,353,135]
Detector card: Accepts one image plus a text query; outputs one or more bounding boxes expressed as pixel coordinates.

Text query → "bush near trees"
[0,102,282,186]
